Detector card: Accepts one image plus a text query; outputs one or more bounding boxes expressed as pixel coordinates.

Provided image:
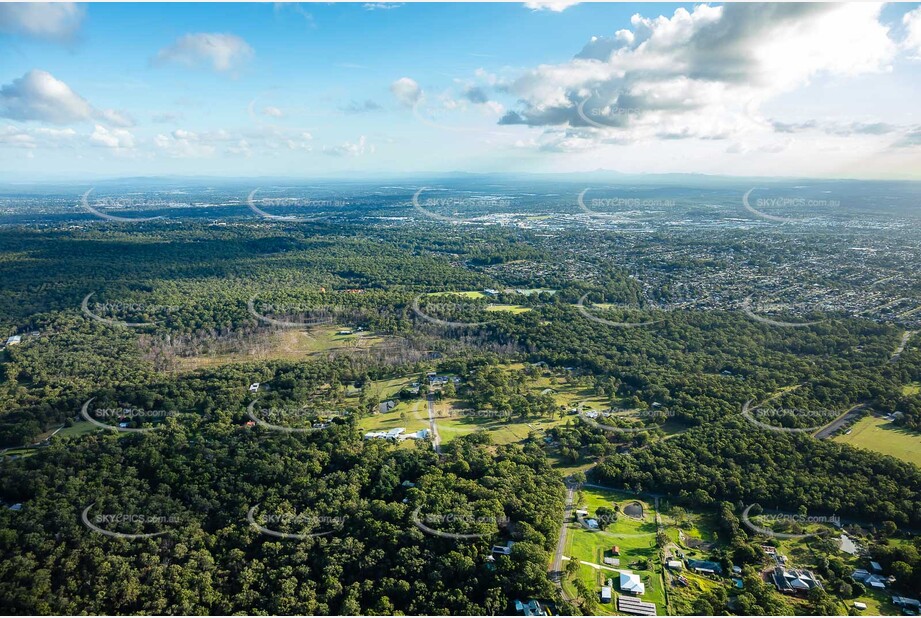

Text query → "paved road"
[890,330,915,363]
[813,404,864,440]
[426,394,441,453]
[550,482,576,600]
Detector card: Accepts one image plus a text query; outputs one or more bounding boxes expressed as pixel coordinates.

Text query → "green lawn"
[358,400,429,435]
[435,399,567,445]
[425,290,486,299]
[833,415,921,466]
[902,382,921,396]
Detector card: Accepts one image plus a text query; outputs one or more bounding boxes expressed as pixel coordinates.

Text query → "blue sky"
[2,2,921,180]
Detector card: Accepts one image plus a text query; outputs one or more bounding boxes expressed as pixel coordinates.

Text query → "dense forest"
[0,430,567,614]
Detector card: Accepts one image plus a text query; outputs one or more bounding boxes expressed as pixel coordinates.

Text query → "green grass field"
[833,415,921,466]
[902,382,921,396]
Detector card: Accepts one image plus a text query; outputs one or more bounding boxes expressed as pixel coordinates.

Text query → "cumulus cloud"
[523,0,581,12]
[0,70,93,124]
[500,4,896,143]
[154,33,253,73]
[390,77,422,107]
[0,3,85,42]
[904,6,921,59]
[324,135,372,157]
[154,129,218,158]
[89,124,135,151]
[0,69,139,130]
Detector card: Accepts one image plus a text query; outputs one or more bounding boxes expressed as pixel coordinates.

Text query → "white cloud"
[155,33,253,73]
[500,4,896,145]
[324,135,372,157]
[523,0,580,13]
[0,69,138,130]
[904,7,921,59]
[89,124,135,151]
[0,3,85,42]
[262,106,284,118]
[154,129,217,158]
[390,77,422,107]
[0,69,93,124]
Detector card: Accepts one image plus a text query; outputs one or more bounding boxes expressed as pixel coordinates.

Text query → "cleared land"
[173,326,389,371]
[833,415,921,466]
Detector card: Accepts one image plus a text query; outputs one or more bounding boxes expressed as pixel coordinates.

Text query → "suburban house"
[600,586,612,603]
[852,569,887,590]
[513,599,548,617]
[492,540,515,556]
[363,427,405,441]
[772,567,823,596]
[687,559,723,575]
[6,335,21,346]
[619,571,646,596]
[667,560,683,570]
[379,400,396,414]
[893,597,921,611]
[249,382,260,392]
[603,556,620,566]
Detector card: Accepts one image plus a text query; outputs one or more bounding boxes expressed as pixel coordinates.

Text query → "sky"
[2,1,921,180]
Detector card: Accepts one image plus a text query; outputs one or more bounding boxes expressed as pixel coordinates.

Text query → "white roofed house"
[620,570,646,596]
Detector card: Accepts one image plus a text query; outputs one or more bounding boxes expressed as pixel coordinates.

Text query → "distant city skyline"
[2,2,921,180]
